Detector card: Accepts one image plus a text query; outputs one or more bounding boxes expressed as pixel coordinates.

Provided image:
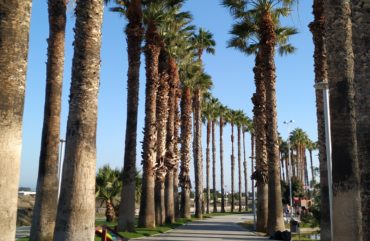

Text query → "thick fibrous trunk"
[212,120,217,213]
[155,50,169,226]
[323,1,362,240]
[220,115,226,213]
[138,22,161,228]
[193,90,204,218]
[243,131,248,212]
[165,57,179,223]
[30,1,66,240]
[237,126,242,212]
[351,0,370,237]
[206,119,211,214]
[230,123,235,213]
[251,50,268,232]
[118,0,143,232]
[180,87,192,219]
[0,1,32,240]
[53,1,104,240]
[262,12,285,235]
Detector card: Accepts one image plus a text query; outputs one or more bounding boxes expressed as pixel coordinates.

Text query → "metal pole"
[322,86,333,240]
[251,155,256,230]
[283,120,294,217]
[58,139,65,200]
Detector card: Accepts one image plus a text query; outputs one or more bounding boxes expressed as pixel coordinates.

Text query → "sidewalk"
[135,214,270,241]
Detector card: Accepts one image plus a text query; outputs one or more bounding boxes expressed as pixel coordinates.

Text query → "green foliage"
[96,165,122,202]
[281,176,304,204]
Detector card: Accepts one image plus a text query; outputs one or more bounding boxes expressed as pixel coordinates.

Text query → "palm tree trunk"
[180,87,192,219]
[173,93,181,219]
[212,120,217,213]
[352,1,370,237]
[280,153,285,182]
[220,115,226,213]
[0,1,32,240]
[106,200,116,222]
[206,119,211,214]
[324,1,362,240]
[30,1,66,240]
[252,50,268,232]
[155,50,169,226]
[231,122,235,213]
[261,12,285,234]
[237,126,242,212]
[118,0,143,232]
[165,56,179,223]
[193,90,204,218]
[53,1,103,240]
[243,130,248,212]
[138,21,161,228]
[308,150,315,186]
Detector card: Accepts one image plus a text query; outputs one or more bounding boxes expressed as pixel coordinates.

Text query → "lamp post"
[58,139,66,200]
[283,120,294,217]
[250,155,256,230]
[314,81,333,240]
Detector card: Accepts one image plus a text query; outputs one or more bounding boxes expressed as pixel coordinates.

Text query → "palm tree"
[218,105,228,213]
[308,1,330,238]
[290,128,308,185]
[211,98,221,213]
[242,115,252,212]
[192,72,213,218]
[107,0,144,231]
[191,28,215,218]
[306,140,317,186]
[225,109,237,212]
[0,1,32,239]
[323,1,362,240]
[223,0,297,233]
[53,0,104,240]
[30,1,67,240]
[155,49,170,226]
[234,110,245,212]
[202,96,213,214]
[352,1,370,237]
[96,166,122,222]
[179,59,200,219]
[162,10,193,224]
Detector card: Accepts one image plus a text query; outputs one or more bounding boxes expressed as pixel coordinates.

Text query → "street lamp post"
[250,155,256,230]
[283,120,294,217]
[58,139,66,200]
[314,81,333,240]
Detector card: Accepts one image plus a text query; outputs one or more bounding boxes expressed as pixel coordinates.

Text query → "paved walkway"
[136,214,270,241]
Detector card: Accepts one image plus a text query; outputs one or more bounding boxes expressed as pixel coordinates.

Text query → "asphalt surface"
[135,214,270,241]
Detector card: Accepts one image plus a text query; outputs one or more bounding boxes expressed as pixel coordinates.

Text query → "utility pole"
[283,120,294,217]
[58,139,66,200]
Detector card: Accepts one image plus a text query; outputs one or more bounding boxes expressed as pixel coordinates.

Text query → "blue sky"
[21,0,318,192]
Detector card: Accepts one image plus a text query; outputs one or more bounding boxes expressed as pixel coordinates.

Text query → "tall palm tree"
[107,0,144,231]
[191,28,215,218]
[179,58,200,219]
[192,72,213,218]
[323,1,362,240]
[352,0,370,237]
[308,1,330,238]
[218,105,228,213]
[202,96,213,214]
[306,140,317,186]
[223,0,297,233]
[162,10,193,224]
[290,128,308,184]
[211,98,221,213]
[225,109,237,212]
[0,1,32,239]
[234,110,245,212]
[30,1,67,240]
[155,49,170,226]
[53,0,104,240]
[242,115,252,212]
